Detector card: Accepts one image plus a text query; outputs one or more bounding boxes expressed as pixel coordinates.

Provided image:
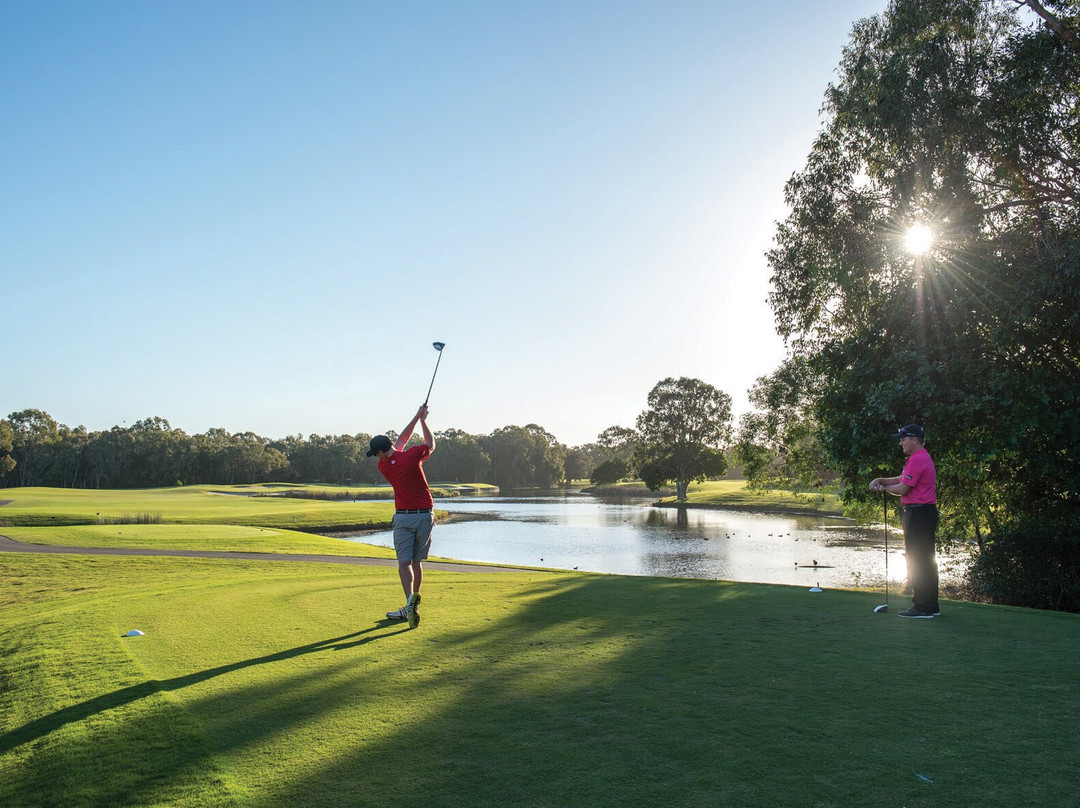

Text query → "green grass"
[0,484,418,530]
[273,482,499,499]
[2,550,1080,807]
[3,485,1079,805]
[0,524,399,558]
[656,479,844,515]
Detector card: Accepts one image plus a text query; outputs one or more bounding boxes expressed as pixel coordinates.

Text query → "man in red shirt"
[869,424,940,618]
[366,404,435,629]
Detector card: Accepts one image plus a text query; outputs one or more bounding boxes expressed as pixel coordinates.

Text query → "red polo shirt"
[377,444,433,510]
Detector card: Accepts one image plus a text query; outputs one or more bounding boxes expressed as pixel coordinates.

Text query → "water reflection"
[346,494,964,589]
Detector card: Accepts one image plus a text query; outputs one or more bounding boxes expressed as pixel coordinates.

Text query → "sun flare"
[904,223,934,255]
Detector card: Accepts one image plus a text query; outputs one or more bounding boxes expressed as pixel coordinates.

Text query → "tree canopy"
[634,377,733,500]
[753,0,1079,532]
[734,356,828,492]
[0,409,570,492]
[745,0,1080,607]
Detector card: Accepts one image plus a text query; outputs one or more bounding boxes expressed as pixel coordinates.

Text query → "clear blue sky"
[2,0,883,446]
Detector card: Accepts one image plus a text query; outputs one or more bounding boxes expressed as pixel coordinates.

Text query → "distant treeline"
[0,409,619,491]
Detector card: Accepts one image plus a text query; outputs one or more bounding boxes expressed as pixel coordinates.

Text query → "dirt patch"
[0,500,12,507]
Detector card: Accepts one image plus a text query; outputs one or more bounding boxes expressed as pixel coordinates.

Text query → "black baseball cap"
[892,424,925,440]
[366,435,392,457]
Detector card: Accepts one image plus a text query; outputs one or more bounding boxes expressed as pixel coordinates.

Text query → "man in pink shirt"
[870,424,940,618]
[367,404,435,629]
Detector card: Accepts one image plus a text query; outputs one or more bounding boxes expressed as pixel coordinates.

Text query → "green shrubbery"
[589,459,627,486]
[966,515,1080,613]
[95,512,163,525]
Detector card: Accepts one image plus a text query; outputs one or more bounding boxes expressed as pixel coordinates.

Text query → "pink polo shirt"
[900,447,936,505]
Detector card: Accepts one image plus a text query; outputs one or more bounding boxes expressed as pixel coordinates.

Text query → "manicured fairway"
[3,549,1079,807]
[0,524,399,558]
[656,479,844,514]
[0,484,404,530]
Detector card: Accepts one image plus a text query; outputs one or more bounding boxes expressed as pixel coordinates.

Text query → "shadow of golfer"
[0,622,409,754]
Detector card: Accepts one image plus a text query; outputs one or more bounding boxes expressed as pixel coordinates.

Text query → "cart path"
[0,534,529,573]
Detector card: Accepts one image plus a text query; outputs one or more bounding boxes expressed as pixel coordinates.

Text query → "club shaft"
[424,351,443,405]
[883,491,889,603]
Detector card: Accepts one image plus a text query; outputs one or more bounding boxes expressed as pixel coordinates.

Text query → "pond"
[346,493,965,590]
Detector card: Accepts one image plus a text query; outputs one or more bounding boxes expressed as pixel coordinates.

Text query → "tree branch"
[981,195,1068,213]
[1019,0,1079,47]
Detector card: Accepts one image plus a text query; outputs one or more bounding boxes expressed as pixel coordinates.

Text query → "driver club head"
[874,604,889,613]
[432,342,445,351]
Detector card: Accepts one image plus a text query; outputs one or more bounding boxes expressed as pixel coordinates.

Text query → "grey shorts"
[392,511,434,562]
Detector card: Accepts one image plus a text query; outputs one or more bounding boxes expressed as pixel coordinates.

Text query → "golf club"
[874,490,889,613]
[423,342,446,406]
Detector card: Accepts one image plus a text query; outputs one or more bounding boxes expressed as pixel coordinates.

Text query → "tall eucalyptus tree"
[759,0,1079,531]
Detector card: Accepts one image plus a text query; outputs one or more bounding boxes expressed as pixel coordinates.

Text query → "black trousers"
[903,504,940,612]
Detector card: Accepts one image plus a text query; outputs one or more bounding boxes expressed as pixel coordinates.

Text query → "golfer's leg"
[411,513,432,597]
[903,515,926,609]
[906,510,937,612]
[903,512,917,603]
[399,561,415,598]
[913,509,940,611]
[393,514,420,598]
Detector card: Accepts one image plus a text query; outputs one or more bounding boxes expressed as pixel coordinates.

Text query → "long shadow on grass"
[0,621,409,755]
[13,574,1079,807]
[241,575,804,805]
[231,574,1080,807]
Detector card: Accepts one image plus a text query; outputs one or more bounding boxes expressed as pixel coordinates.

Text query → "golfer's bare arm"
[869,476,912,497]
[420,414,434,450]
[394,405,432,452]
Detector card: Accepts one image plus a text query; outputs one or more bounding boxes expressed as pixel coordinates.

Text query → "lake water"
[346,493,964,589]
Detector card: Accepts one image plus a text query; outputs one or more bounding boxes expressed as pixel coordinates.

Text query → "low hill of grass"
[0,523,398,557]
[0,484,414,530]
[654,479,844,515]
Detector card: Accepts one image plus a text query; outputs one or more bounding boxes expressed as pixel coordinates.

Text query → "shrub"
[590,460,628,486]
[96,512,163,525]
[966,514,1080,613]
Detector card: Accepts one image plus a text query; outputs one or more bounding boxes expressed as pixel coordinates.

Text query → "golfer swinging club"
[367,404,434,629]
